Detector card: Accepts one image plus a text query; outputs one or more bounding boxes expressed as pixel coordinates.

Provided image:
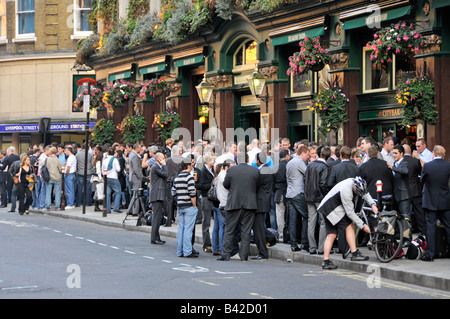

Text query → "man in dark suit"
[403,144,426,236]
[421,145,450,261]
[0,147,20,207]
[327,146,358,189]
[149,153,168,245]
[387,145,410,219]
[218,151,260,261]
[388,145,411,244]
[251,152,273,260]
[358,145,394,199]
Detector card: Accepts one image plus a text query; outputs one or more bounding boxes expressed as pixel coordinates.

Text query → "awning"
[139,62,166,75]
[108,70,131,82]
[271,26,325,46]
[174,54,204,68]
[431,0,450,9]
[342,5,411,30]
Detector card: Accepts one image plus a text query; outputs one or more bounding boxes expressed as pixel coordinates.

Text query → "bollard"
[103,168,108,217]
[376,180,383,211]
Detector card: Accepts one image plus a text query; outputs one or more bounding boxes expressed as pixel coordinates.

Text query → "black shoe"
[250,255,268,260]
[422,255,434,262]
[151,240,165,245]
[113,210,122,213]
[291,246,301,252]
[217,256,229,261]
[184,253,198,258]
[0,205,7,208]
[8,210,15,213]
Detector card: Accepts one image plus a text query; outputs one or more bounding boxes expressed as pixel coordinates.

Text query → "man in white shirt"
[413,138,433,166]
[64,146,77,209]
[381,137,395,166]
[102,148,122,214]
[247,139,261,165]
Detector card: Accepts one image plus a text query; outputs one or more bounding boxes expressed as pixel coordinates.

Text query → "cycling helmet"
[352,176,367,196]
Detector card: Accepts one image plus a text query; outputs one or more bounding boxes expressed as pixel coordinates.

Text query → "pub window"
[74,0,93,35]
[16,0,35,36]
[363,47,391,93]
[234,40,258,67]
[290,72,313,97]
[394,54,416,87]
[0,0,6,38]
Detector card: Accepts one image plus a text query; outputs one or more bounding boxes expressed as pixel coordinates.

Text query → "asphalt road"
[1,211,449,301]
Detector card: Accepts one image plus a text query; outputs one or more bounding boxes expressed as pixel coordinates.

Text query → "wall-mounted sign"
[0,122,95,133]
[359,108,404,121]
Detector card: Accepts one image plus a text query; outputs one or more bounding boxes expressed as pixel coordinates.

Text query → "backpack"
[40,158,50,183]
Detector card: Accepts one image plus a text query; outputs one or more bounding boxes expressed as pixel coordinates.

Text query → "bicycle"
[343,195,405,263]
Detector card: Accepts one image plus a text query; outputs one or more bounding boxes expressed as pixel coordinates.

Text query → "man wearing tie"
[387,145,411,244]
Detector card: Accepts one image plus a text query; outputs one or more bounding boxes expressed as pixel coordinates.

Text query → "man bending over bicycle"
[318,177,378,269]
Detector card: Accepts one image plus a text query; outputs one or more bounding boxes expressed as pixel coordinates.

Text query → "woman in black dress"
[15,155,33,215]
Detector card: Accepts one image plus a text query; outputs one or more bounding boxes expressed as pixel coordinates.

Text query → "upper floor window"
[74,0,92,35]
[234,40,258,68]
[17,0,35,36]
[0,0,6,38]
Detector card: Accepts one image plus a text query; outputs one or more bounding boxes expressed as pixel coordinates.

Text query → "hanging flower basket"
[396,76,438,126]
[152,111,181,143]
[309,83,349,136]
[117,113,148,144]
[139,79,171,99]
[366,21,423,65]
[103,80,141,108]
[287,36,331,76]
[91,118,116,145]
[72,85,105,112]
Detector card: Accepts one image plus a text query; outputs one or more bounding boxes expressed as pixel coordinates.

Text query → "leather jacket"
[304,159,329,203]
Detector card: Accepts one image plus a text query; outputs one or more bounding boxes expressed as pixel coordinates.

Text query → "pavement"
[16,205,449,292]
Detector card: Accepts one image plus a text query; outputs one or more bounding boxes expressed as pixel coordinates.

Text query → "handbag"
[95,182,105,200]
[207,178,220,207]
[14,167,21,184]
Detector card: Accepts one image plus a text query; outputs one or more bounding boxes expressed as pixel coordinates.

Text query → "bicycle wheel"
[374,219,404,263]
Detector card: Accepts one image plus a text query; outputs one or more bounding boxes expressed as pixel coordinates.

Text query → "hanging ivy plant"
[309,81,349,135]
[91,118,116,145]
[396,76,438,126]
[117,114,148,144]
[152,111,182,144]
[139,79,172,99]
[72,84,105,112]
[103,80,141,108]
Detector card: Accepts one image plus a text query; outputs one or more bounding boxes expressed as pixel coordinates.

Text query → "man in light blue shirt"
[414,138,433,165]
[285,145,310,252]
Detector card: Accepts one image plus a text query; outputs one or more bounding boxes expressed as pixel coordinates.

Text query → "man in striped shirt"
[172,155,198,258]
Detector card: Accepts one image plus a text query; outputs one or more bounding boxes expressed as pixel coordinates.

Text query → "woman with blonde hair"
[15,155,33,215]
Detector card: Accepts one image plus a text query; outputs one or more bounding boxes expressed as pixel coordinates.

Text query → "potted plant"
[117,114,147,143]
[366,21,423,65]
[152,111,181,143]
[287,36,331,76]
[396,75,438,126]
[91,118,116,145]
[309,81,349,136]
[139,78,171,99]
[117,113,148,144]
[103,80,141,108]
[72,84,105,112]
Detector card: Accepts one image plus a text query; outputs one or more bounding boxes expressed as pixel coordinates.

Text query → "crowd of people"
[0,134,448,266]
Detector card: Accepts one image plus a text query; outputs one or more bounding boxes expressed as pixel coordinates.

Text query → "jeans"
[212,207,226,254]
[287,192,308,247]
[46,180,61,209]
[65,173,76,206]
[176,206,198,257]
[10,184,17,211]
[106,178,121,213]
[75,174,92,206]
[37,177,47,209]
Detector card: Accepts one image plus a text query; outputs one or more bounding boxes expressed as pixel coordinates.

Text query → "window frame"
[72,0,93,38]
[233,40,258,71]
[0,0,6,40]
[362,46,396,94]
[15,0,35,40]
